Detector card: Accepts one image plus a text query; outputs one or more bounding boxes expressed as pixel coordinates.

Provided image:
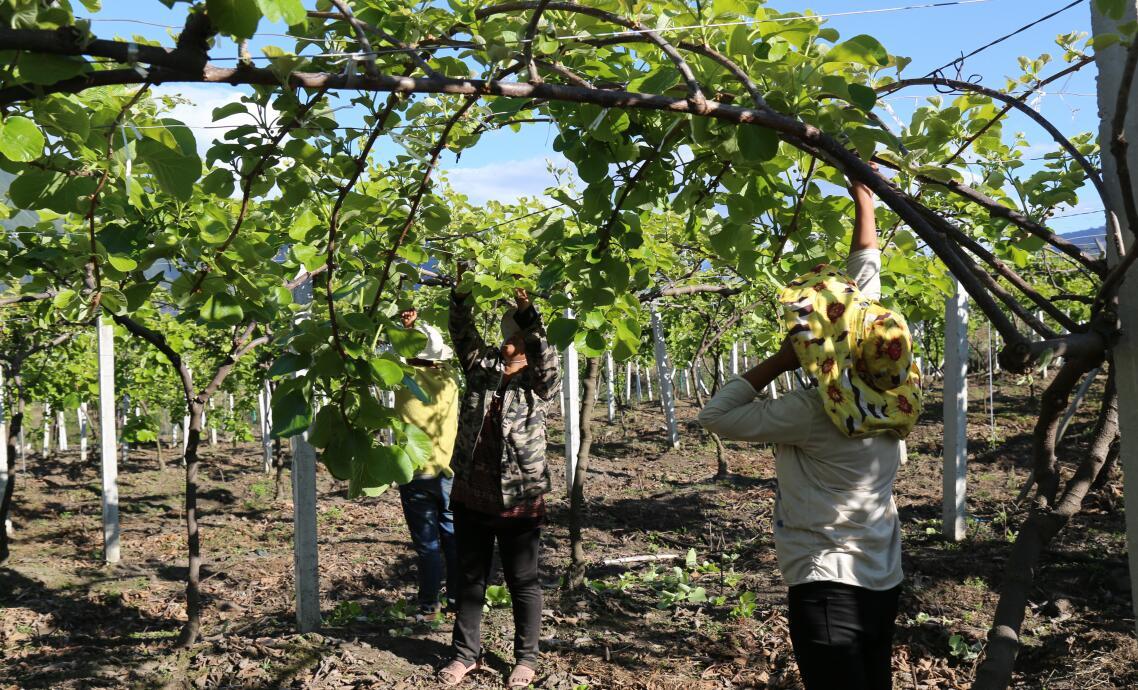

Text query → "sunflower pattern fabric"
[780,264,922,439]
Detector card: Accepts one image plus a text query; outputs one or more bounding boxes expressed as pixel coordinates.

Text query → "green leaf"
[387,326,428,357]
[19,55,89,85]
[211,100,251,122]
[106,255,137,272]
[547,317,578,348]
[737,126,778,162]
[271,387,310,438]
[255,0,306,25]
[368,444,415,485]
[199,292,245,325]
[207,0,262,39]
[137,137,201,201]
[847,83,878,110]
[825,34,890,66]
[307,404,340,448]
[369,357,404,386]
[268,352,310,378]
[0,116,45,162]
[402,423,433,469]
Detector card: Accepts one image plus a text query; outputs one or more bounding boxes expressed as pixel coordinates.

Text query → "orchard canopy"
[1,0,1127,494]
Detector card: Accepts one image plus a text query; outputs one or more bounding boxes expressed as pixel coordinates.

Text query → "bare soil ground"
[1,375,1135,689]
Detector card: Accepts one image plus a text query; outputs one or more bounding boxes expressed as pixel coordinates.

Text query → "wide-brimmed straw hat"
[780,264,922,439]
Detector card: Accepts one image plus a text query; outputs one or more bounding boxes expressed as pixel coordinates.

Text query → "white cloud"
[149,84,273,154]
[443,155,570,204]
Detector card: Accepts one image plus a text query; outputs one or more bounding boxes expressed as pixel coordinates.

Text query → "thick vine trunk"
[567,356,601,590]
[273,437,286,500]
[176,399,205,648]
[974,368,1119,690]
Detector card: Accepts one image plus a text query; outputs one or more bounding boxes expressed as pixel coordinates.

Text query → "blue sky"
[79,0,1105,234]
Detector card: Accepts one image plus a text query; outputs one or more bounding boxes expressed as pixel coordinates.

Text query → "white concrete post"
[78,404,88,463]
[767,381,779,400]
[259,382,273,474]
[562,307,581,492]
[604,352,616,423]
[742,341,750,369]
[41,402,51,456]
[56,409,68,451]
[684,367,692,398]
[731,342,740,375]
[97,316,120,563]
[987,321,996,437]
[646,363,655,401]
[943,279,969,541]
[650,305,680,448]
[0,367,8,537]
[1093,1,1138,631]
[716,356,724,387]
[289,272,320,632]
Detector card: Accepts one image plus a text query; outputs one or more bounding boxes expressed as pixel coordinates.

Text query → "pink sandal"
[438,659,480,686]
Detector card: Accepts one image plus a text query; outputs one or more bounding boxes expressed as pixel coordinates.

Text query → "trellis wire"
[84,0,999,63]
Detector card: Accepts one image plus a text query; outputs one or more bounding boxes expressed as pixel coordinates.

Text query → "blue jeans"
[399,475,458,612]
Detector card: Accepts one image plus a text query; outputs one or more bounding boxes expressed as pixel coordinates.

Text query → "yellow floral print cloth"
[780,264,922,439]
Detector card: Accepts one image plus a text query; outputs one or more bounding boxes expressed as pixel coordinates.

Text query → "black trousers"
[788,581,902,690]
[451,505,543,668]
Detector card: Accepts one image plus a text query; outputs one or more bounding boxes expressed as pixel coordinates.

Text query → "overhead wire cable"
[82,0,999,63]
[923,0,1087,81]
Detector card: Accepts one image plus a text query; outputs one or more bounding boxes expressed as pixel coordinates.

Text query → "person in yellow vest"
[396,304,461,620]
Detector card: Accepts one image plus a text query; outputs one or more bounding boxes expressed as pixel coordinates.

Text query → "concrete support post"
[1093,2,1138,631]
[650,305,680,448]
[562,307,581,493]
[97,316,120,563]
[259,382,273,474]
[0,368,8,537]
[289,273,320,632]
[41,402,51,457]
[56,409,68,451]
[943,279,969,541]
[730,342,740,375]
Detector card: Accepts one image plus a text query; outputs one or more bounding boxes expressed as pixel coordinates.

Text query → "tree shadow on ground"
[0,568,175,689]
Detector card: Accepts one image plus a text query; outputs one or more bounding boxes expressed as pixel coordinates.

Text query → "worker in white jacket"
[699,172,922,690]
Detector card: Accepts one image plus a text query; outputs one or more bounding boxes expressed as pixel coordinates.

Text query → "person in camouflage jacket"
[447,287,560,509]
[440,272,560,689]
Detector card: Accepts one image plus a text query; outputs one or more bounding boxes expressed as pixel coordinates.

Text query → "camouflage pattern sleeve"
[516,305,561,402]
[449,291,487,375]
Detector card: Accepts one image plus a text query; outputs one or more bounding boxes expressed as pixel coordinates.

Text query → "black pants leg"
[788,581,901,690]
[451,506,543,668]
[451,506,496,665]
[498,518,543,668]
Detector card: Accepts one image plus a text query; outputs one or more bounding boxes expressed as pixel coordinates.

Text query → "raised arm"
[849,166,879,254]
[699,338,813,444]
[449,287,488,375]
[513,290,560,402]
